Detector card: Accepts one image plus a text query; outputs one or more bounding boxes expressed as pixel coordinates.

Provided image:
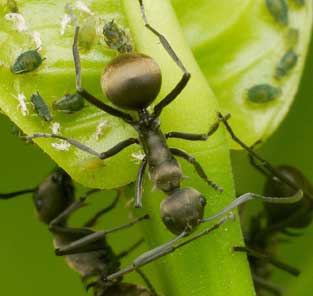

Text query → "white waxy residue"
[51,141,71,151]
[131,151,145,163]
[75,1,94,15]
[5,13,28,32]
[16,93,28,116]
[95,120,109,141]
[32,31,42,50]
[60,13,71,35]
[51,122,61,134]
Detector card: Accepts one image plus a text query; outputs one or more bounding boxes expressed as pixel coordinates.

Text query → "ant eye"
[35,198,44,210]
[199,196,206,207]
[163,216,175,226]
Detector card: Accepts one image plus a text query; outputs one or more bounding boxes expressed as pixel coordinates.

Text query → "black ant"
[24,1,303,281]
[0,168,157,296]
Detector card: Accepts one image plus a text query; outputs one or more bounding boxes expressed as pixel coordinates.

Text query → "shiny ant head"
[33,169,75,224]
[264,165,313,228]
[160,187,206,234]
[101,53,162,110]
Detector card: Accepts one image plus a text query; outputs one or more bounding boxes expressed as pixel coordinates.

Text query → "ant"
[0,168,157,296]
[24,1,303,281]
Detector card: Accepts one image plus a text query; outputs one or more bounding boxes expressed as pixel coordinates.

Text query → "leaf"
[0,0,254,295]
[172,0,313,147]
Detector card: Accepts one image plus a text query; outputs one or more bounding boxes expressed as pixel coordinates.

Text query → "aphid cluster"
[2,0,309,295]
[246,0,304,104]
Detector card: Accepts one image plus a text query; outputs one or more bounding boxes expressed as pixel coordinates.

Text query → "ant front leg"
[137,0,191,117]
[25,133,139,160]
[65,5,134,124]
[135,156,147,208]
[165,114,230,142]
[170,148,223,192]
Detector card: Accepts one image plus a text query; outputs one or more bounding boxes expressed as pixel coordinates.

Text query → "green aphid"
[103,20,133,53]
[266,0,288,25]
[53,93,85,113]
[7,0,18,12]
[78,17,97,51]
[31,92,53,121]
[11,50,44,74]
[247,84,282,103]
[275,50,298,79]
[11,123,24,137]
[285,28,299,49]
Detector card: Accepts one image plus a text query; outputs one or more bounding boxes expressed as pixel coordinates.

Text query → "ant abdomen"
[264,165,313,228]
[161,187,206,234]
[101,53,162,110]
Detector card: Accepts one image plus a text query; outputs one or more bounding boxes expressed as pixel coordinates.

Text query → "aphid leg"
[165,115,229,141]
[104,214,234,282]
[49,188,100,227]
[233,246,300,276]
[0,188,35,199]
[55,214,150,256]
[136,268,158,296]
[117,238,144,259]
[253,274,283,296]
[65,4,134,124]
[137,0,191,117]
[170,147,223,192]
[201,190,303,223]
[25,133,139,160]
[83,190,121,227]
[135,156,147,208]
[217,112,304,195]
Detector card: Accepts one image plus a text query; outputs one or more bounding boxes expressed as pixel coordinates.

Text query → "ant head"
[101,53,162,110]
[264,165,313,228]
[33,169,75,224]
[160,187,206,234]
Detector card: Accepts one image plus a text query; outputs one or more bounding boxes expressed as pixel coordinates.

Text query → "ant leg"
[65,5,134,124]
[136,269,158,296]
[137,0,191,117]
[233,246,300,276]
[217,112,302,194]
[55,214,149,256]
[253,275,282,296]
[135,157,147,208]
[0,188,35,199]
[83,190,121,227]
[104,214,234,281]
[165,115,229,141]
[200,190,303,223]
[170,147,223,192]
[25,133,139,160]
[49,188,100,228]
[117,238,144,259]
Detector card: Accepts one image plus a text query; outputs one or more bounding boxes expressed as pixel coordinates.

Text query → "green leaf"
[0,0,254,295]
[172,0,313,147]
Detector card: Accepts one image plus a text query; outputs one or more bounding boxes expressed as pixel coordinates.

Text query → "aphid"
[31,91,53,121]
[78,17,97,51]
[275,50,298,79]
[247,84,281,103]
[266,0,289,25]
[25,2,303,280]
[7,0,18,13]
[11,49,44,74]
[103,20,133,53]
[285,27,299,49]
[0,169,156,296]
[52,92,85,113]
